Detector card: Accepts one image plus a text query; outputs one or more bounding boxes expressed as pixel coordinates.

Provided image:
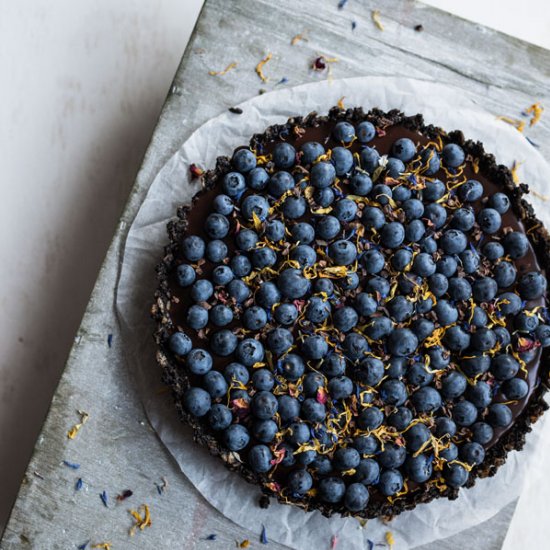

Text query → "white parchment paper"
[116,77,550,549]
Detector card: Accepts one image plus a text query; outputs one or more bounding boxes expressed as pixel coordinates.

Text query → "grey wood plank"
[2,0,549,548]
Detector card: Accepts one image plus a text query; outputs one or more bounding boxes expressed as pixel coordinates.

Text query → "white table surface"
[1,0,549,533]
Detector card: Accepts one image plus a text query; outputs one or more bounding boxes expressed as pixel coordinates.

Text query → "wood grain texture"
[2,0,549,548]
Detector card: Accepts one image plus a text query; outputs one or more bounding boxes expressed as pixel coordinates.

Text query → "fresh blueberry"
[458,179,483,202]
[380,379,408,406]
[447,277,472,301]
[268,171,294,198]
[241,194,269,221]
[387,328,418,357]
[204,213,230,239]
[386,158,405,178]
[329,239,357,265]
[303,372,326,396]
[319,477,346,503]
[452,400,478,426]
[311,455,333,475]
[388,407,413,430]
[213,194,234,215]
[207,403,232,430]
[361,248,385,273]
[230,256,252,279]
[494,326,512,347]
[277,268,310,299]
[333,121,356,143]
[344,483,370,512]
[314,186,335,207]
[393,185,412,201]
[392,137,416,162]
[482,241,504,260]
[322,354,347,378]
[283,195,307,219]
[391,249,413,271]
[494,261,517,288]
[515,311,540,332]
[352,435,379,455]
[357,407,384,430]
[250,370,274,393]
[186,348,213,375]
[286,422,310,445]
[349,170,373,196]
[443,326,471,352]
[263,220,284,243]
[357,121,376,143]
[502,231,529,259]
[356,357,384,386]
[316,215,341,240]
[451,207,476,232]
[440,229,467,254]
[232,148,256,173]
[169,331,192,356]
[296,450,317,466]
[502,378,529,400]
[290,222,315,244]
[437,256,458,278]
[471,328,497,352]
[235,229,258,251]
[372,184,393,205]
[360,147,380,174]
[378,469,404,496]
[420,236,438,254]
[412,252,436,277]
[224,362,250,385]
[434,416,457,438]
[183,387,211,417]
[427,347,451,370]
[181,235,206,262]
[536,324,550,347]
[403,198,425,220]
[222,172,246,198]
[287,469,313,494]
[445,463,469,487]
[517,271,547,300]
[307,296,331,324]
[380,222,405,248]
[471,422,494,444]
[203,370,228,399]
[491,354,519,380]
[441,371,467,400]
[365,316,394,341]
[212,265,234,286]
[279,354,304,381]
[460,441,485,466]
[250,246,277,269]
[223,424,250,451]
[327,376,353,400]
[250,391,278,420]
[406,454,433,483]
[488,192,510,214]
[279,442,296,467]
[272,142,296,169]
[472,277,498,303]
[291,244,317,267]
[206,240,228,263]
[487,403,513,427]
[421,148,441,176]
[301,334,329,360]
[477,208,501,234]
[248,445,273,473]
[387,296,414,322]
[343,333,368,363]
[442,143,465,168]
[333,199,358,222]
[333,306,359,332]
[465,381,492,408]
[243,306,268,331]
[301,141,325,165]
[405,423,431,452]
[236,338,264,367]
[247,167,270,190]
[334,447,361,470]
[402,209,426,236]
[423,203,447,228]
[273,303,298,326]
[210,329,238,356]
[332,146,354,176]
[461,354,490,377]
[176,264,196,287]
[423,179,446,202]
[362,206,386,230]
[278,395,300,423]
[341,272,360,290]
[428,273,449,298]
[252,419,278,443]
[439,442,459,462]
[267,328,293,355]
[412,386,442,413]
[407,362,434,386]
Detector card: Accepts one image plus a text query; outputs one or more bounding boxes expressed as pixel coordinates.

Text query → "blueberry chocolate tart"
[152,107,550,519]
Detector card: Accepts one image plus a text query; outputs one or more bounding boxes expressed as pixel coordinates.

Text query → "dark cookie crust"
[151,107,550,519]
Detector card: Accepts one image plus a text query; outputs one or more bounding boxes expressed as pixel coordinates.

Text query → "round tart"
[152,107,550,519]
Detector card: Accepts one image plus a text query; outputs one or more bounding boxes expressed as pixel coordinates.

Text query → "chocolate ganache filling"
[153,107,550,519]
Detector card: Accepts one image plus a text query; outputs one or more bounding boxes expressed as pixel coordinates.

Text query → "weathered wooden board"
[2,0,550,548]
